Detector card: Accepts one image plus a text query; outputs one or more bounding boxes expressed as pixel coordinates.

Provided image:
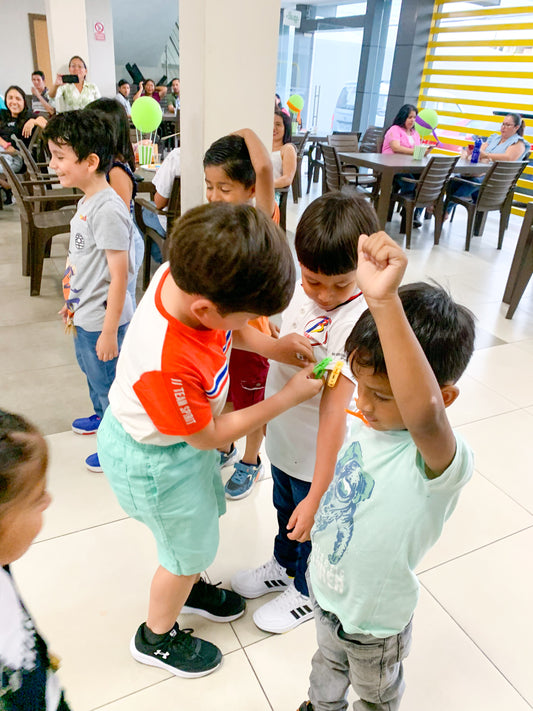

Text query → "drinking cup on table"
[413,144,426,160]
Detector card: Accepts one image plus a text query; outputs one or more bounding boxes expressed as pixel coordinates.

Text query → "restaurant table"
[337,152,492,229]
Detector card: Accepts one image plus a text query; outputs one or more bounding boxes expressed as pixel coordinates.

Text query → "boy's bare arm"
[233,128,275,217]
[96,249,129,362]
[233,324,315,366]
[288,374,355,542]
[356,233,457,476]
[183,366,323,450]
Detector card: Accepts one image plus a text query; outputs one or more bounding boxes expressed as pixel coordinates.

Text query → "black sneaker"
[182,577,246,622]
[130,622,222,678]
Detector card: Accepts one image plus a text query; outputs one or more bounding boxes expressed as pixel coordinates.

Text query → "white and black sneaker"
[252,582,314,633]
[130,622,222,678]
[231,556,292,599]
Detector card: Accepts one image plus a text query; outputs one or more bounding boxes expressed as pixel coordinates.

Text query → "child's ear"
[86,152,101,173]
[190,297,219,325]
[441,384,459,409]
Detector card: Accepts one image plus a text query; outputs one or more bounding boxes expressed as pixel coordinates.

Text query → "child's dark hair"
[169,202,294,316]
[295,192,379,275]
[346,282,475,385]
[275,108,292,145]
[85,98,135,171]
[43,110,115,174]
[203,135,255,189]
[0,411,47,511]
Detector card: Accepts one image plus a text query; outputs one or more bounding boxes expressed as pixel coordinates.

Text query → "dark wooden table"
[337,152,492,228]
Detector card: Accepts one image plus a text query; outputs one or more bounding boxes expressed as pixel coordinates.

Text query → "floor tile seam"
[241,645,275,711]
[33,516,131,545]
[419,581,533,709]
[455,403,523,427]
[418,523,533,576]
[88,676,173,710]
[474,469,533,516]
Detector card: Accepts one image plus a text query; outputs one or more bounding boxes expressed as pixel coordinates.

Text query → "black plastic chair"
[389,156,459,248]
[446,160,528,251]
[502,202,533,318]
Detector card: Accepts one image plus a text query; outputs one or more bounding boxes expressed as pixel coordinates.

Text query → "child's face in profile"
[300,265,358,312]
[0,470,51,566]
[204,165,254,205]
[351,361,404,432]
[48,140,92,190]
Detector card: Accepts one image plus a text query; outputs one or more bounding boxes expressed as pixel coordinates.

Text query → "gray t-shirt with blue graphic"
[64,187,134,331]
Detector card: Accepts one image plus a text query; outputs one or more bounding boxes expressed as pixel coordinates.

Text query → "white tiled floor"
[2,178,533,710]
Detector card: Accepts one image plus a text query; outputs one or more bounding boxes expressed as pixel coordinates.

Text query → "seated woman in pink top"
[382,104,425,155]
[382,104,431,227]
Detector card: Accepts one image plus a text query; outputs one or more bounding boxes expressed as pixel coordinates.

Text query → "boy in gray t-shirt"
[43,111,133,472]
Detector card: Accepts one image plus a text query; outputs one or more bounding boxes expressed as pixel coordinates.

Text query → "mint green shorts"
[97,409,226,576]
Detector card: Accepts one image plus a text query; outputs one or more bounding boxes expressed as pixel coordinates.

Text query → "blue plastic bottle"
[470,137,482,164]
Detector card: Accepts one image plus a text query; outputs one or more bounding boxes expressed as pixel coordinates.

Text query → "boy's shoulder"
[346,419,473,491]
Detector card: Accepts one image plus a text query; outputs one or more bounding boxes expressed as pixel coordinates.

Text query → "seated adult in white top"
[271,109,296,202]
[115,80,131,117]
[141,148,181,261]
[49,56,100,112]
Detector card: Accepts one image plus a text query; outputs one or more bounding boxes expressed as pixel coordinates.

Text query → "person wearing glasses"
[445,112,530,218]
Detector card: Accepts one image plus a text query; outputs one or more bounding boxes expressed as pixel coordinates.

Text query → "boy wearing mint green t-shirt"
[300,233,476,711]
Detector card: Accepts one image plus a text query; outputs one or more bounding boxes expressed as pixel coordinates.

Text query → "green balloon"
[131,97,162,133]
[415,108,439,138]
[287,94,304,112]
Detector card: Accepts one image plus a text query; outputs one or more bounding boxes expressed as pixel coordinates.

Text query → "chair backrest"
[477,161,528,211]
[12,136,46,183]
[294,130,310,158]
[321,144,343,192]
[0,155,33,224]
[328,132,359,153]
[359,125,385,153]
[415,155,459,204]
[165,176,182,235]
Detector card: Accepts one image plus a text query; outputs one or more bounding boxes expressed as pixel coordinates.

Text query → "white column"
[44,0,116,97]
[179,0,281,211]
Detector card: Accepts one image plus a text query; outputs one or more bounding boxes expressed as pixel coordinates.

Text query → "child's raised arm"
[233,128,275,218]
[356,232,457,476]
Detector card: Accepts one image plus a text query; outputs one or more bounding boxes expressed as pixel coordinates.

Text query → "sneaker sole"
[181,604,245,623]
[231,578,291,599]
[129,637,221,678]
[224,466,266,501]
[72,426,99,435]
[86,463,103,473]
[252,607,314,634]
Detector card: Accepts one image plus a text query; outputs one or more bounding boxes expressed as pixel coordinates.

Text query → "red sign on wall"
[94,21,105,41]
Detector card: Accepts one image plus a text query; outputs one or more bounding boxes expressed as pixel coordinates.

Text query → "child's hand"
[95,332,119,362]
[356,232,407,305]
[282,364,323,405]
[287,495,318,542]
[272,333,315,367]
[58,304,69,325]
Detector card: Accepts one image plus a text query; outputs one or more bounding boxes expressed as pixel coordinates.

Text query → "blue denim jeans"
[271,464,312,596]
[308,595,413,711]
[73,324,128,419]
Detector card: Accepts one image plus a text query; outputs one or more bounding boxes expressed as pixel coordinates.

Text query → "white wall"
[179,0,281,210]
[85,0,117,97]
[44,0,89,80]
[0,0,47,96]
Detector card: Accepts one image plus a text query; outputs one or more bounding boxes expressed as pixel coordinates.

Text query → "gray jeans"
[309,602,412,711]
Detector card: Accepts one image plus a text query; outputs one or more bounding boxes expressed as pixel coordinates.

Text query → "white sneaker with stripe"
[230,556,292,599]
[252,582,314,633]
